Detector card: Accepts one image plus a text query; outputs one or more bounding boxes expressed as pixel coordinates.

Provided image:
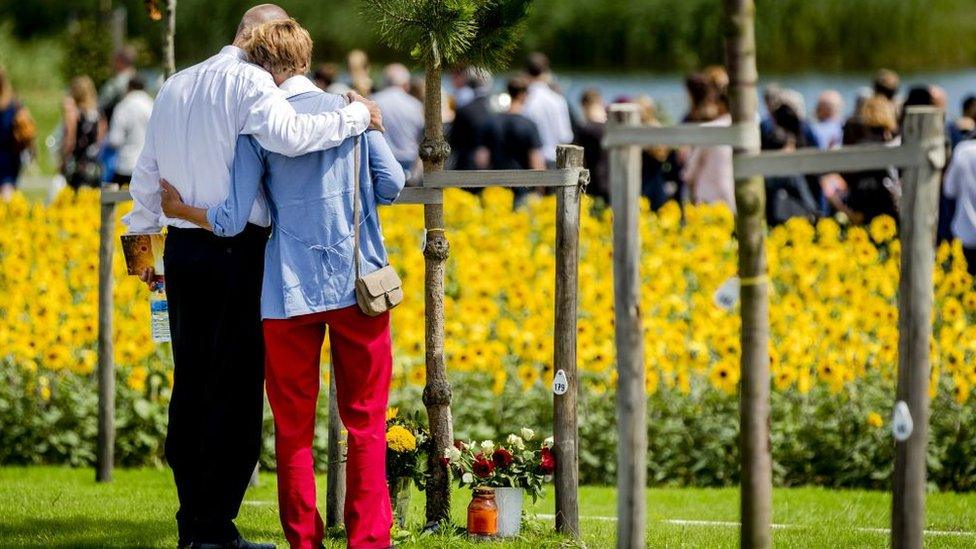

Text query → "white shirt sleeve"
[240,76,370,157]
[107,100,128,149]
[557,96,575,144]
[122,109,163,233]
[944,146,972,200]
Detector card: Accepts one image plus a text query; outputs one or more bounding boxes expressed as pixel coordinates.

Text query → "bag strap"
[353,134,362,280]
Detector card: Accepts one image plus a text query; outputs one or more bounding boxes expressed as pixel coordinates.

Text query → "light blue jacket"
[207,76,406,319]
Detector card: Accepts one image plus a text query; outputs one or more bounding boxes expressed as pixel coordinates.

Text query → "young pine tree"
[360,0,531,527]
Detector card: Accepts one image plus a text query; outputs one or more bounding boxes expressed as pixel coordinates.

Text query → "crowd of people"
[2,47,976,273]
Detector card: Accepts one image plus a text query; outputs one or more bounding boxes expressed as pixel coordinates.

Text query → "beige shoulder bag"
[352,136,404,316]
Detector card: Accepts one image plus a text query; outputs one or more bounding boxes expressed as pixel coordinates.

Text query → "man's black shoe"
[190,536,275,549]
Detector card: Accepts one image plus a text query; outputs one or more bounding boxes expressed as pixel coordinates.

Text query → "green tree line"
[2,0,975,75]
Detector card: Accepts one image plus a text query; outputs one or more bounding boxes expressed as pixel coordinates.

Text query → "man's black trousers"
[163,224,269,544]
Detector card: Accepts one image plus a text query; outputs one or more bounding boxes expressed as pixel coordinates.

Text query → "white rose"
[506,434,525,450]
[543,436,554,448]
[480,440,495,453]
[444,446,462,463]
[520,428,535,441]
[462,472,474,484]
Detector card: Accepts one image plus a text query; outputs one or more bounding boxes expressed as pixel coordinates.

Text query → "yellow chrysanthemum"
[386,425,417,453]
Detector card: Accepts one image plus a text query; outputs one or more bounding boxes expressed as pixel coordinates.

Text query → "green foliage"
[4,364,976,493]
[360,0,532,70]
[62,18,114,88]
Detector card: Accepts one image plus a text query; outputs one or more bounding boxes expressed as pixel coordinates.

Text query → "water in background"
[489,69,976,121]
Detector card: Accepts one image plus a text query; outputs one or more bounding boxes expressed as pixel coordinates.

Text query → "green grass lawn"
[0,468,974,548]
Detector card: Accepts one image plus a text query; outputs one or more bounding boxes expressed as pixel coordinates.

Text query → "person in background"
[761,88,822,225]
[451,66,476,110]
[449,68,493,172]
[682,91,735,212]
[99,45,138,124]
[683,72,718,123]
[408,75,425,104]
[0,66,35,200]
[634,95,681,210]
[107,75,153,185]
[572,88,608,200]
[944,139,976,275]
[346,49,373,97]
[61,75,105,190]
[313,62,349,95]
[949,95,976,149]
[811,90,845,150]
[873,68,900,102]
[522,52,573,168]
[477,76,545,204]
[843,86,875,145]
[372,63,424,177]
[836,95,901,225]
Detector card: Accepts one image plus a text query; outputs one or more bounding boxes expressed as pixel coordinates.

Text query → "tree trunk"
[419,64,453,527]
[163,0,177,78]
[723,1,772,548]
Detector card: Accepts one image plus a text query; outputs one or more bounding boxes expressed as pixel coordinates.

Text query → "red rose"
[492,448,514,469]
[454,440,466,450]
[539,447,555,475]
[438,456,450,468]
[472,457,495,478]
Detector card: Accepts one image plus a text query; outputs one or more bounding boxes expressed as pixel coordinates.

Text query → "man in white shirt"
[121,5,381,549]
[106,75,153,184]
[371,63,424,175]
[944,139,976,275]
[521,52,574,167]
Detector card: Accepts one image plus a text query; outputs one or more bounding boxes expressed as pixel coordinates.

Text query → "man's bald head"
[235,4,289,43]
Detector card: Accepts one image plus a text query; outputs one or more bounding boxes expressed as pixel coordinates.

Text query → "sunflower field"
[1,187,975,489]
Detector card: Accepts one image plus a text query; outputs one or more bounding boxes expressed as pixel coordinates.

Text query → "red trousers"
[263,306,393,549]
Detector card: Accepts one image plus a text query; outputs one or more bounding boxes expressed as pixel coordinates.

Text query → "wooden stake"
[608,104,646,549]
[419,64,454,527]
[326,365,347,529]
[96,198,117,483]
[891,106,945,549]
[723,2,772,547]
[553,145,585,537]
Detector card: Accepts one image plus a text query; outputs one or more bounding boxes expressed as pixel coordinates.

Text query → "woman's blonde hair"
[245,19,313,77]
[0,66,13,109]
[69,75,98,111]
[860,96,898,133]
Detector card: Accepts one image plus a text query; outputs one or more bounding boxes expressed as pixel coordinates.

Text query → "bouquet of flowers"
[386,408,429,490]
[443,428,555,502]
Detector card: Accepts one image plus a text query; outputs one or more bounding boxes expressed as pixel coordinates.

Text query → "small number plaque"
[553,369,569,395]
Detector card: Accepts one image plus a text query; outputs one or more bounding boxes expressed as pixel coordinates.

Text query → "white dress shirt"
[123,45,371,233]
[522,81,574,163]
[945,140,976,247]
[107,89,154,177]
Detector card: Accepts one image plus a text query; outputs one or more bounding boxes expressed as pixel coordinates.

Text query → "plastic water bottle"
[150,278,171,343]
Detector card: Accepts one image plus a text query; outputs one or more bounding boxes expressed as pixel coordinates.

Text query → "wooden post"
[163,0,177,78]
[724,2,772,547]
[326,366,347,529]
[96,197,117,483]
[419,64,454,527]
[891,107,945,549]
[553,145,585,537]
[608,104,645,549]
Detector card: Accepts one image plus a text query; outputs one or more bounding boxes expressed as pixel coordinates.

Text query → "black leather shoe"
[190,536,275,549]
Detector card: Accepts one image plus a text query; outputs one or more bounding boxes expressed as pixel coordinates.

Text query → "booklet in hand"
[121,233,165,279]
